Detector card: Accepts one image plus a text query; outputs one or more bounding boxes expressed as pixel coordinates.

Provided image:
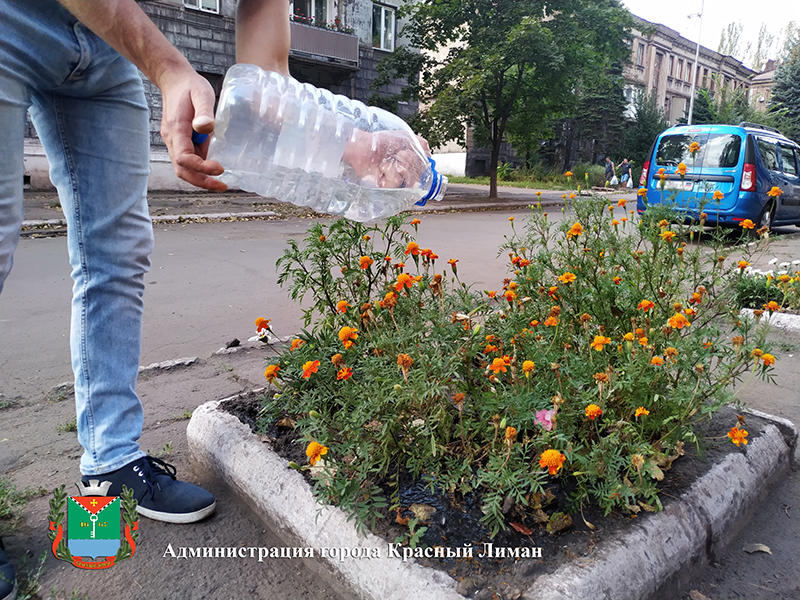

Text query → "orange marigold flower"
[397,353,414,369]
[484,344,499,353]
[544,316,559,327]
[505,290,517,302]
[664,347,678,357]
[566,222,583,238]
[336,300,350,313]
[505,426,517,441]
[688,141,701,155]
[338,326,358,349]
[727,427,748,447]
[751,348,764,358]
[637,187,648,197]
[539,449,566,475]
[565,171,574,178]
[612,219,620,226]
[380,291,398,309]
[623,332,635,342]
[394,272,414,292]
[264,364,280,382]
[638,299,655,311]
[337,366,353,381]
[713,190,724,201]
[668,313,691,329]
[593,373,608,383]
[405,241,420,256]
[762,353,775,366]
[522,360,535,377]
[502,355,512,365]
[410,218,421,225]
[660,231,677,242]
[651,356,664,365]
[778,274,791,283]
[618,198,627,207]
[302,360,320,379]
[585,404,603,420]
[591,335,611,351]
[639,336,648,346]
[767,186,784,198]
[558,272,577,284]
[255,317,271,332]
[739,219,755,229]
[331,353,345,367]
[763,301,780,312]
[635,406,650,417]
[676,162,687,176]
[359,255,374,269]
[489,357,508,374]
[290,339,304,351]
[613,276,623,285]
[737,260,750,270]
[306,441,328,465]
[319,235,326,242]
[486,290,497,299]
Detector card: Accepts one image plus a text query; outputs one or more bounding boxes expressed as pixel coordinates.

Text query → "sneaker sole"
[1,582,17,600]
[136,501,216,524]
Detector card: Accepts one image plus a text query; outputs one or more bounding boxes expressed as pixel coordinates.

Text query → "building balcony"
[290,21,359,69]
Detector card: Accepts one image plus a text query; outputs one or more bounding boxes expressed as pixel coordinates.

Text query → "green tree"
[620,89,667,169]
[718,22,750,62]
[372,0,634,197]
[689,89,718,124]
[771,46,800,142]
[575,63,628,163]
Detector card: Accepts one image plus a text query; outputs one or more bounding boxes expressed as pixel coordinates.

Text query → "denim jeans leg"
[2,1,154,475]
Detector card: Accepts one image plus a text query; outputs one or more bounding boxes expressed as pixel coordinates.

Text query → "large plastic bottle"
[206,64,447,222]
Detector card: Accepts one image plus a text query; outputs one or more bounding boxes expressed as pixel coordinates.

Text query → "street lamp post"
[686,0,705,125]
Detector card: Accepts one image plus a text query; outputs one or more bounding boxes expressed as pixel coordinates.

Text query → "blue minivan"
[636,123,800,228]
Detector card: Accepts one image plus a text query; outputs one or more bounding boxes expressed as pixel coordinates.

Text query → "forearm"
[57,0,195,88]
[236,0,290,75]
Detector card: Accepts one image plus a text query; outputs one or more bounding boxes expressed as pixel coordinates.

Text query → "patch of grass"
[773,339,798,353]
[56,419,77,433]
[173,410,193,421]
[152,441,172,458]
[0,478,48,536]
[0,397,19,410]
[14,552,47,600]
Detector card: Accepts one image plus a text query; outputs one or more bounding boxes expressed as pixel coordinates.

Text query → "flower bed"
[254,195,777,541]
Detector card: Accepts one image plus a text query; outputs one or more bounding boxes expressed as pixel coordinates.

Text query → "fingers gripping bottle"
[207,64,447,222]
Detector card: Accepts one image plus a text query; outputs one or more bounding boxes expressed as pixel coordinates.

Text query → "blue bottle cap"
[191,131,209,144]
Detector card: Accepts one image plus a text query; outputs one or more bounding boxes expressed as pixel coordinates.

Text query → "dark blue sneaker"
[0,539,16,600]
[83,456,216,524]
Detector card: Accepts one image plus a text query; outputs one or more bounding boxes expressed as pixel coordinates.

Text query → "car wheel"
[758,202,774,230]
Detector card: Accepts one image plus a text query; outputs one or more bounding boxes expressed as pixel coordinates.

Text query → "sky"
[622,0,799,67]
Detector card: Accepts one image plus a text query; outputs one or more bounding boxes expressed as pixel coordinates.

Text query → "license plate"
[693,181,717,193]
[664,180,692,191]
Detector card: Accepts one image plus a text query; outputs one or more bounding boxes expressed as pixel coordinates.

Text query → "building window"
[183,0,219,14]
[677,59,683,80]
[668,56,674,78]
[373,3,396,51]
[636,43,645,66]
[291,1,330,25]
[687,62,692,83]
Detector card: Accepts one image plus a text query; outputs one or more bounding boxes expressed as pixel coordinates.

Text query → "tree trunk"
[489,141,501,198]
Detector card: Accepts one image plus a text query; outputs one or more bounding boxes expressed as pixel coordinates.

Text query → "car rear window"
[656,133,741,168]
[757,138,780,171]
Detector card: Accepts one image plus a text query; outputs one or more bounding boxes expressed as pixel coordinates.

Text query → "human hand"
[160,71,227,191]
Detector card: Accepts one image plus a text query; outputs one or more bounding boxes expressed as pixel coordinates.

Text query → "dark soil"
[221,393,776,598]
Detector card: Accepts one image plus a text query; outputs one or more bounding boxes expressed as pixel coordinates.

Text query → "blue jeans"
[1,0,153,475]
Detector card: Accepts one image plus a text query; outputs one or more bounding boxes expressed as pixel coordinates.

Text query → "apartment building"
[23,0,415,190]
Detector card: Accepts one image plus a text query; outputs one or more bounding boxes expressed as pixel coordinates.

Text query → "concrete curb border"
[741,307,800,333]
[187,395,797,600]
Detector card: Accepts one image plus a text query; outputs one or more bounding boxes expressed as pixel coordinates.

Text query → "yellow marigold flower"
[727,427,748,447]
[676,162,687,176]
[623,332,635,342]
[397,353,414,369]
[762,353,776,366]
[660,231,677,242]
[336,300,350,313]
[585,404,603,420]
[359,255,374,269]
[565,171,574,178]
[751,348,764,358]
[689,141,701,155]
[668,313,691,329]
[763,301,780,312]
[566,222,583,238]
[739,219,755,229]
[778,274,790,283]
[337,366,353,381]
[489,357,508,374]
[290,339,304,351]
[302,360,320,379]
[639,336,648,346]
[767,186,783,198]
[618,198,627,207]
[591,335,611,351]
[635,407,650,417]
[394,272,414,292]
[338,326,358,349]
[638,299,655,311]
[405,241,420,256]
[539,449,566,475]
[264,364,280,382]
[684,307,696,317]
[612,219,620,226]
[505,426,517,442]
[306,441,329,465]
[637,187,648,197]
[410,218,421,225]
[737,260,750,270]
[664,347,678,357]
[522,360,535,377]
[558,272,577,284]
[651,356,664,366]
[713,190,724,201]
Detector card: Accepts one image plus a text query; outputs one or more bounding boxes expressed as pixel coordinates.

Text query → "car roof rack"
[738,122,782,134]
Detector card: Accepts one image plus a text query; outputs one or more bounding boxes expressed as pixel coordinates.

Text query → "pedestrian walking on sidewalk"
[1,3,291,588]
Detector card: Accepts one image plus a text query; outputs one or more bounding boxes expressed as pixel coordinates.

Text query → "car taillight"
[740,163,755,191]
[639,161,650,186]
